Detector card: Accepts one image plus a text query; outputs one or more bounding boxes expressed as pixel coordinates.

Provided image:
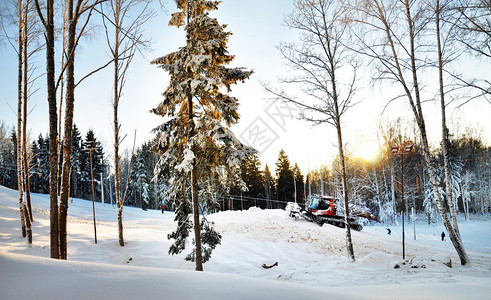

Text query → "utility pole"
[109,175,114,207]
[82,140,98,244]
[308,173,311,198]
[240,190,243,211]
[391,143,414,260]
[101,172,104,207]
[412,207,416,240]
[294,174,297,204]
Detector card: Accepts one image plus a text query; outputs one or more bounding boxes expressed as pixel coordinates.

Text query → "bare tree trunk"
[191,166,203,271]
[115,97,125,246]
[35,0,59,258]
[352,0,469,265]
[117,204,124,245]
[17,0,27,239]
[406,0,467,265]
[420,125,469,262]
[329,23,355,258]
[188,94,203,271]
[57,0,68,197]
[106,0,152,246]
[22,0,32,245]
[113,4,124,247]
[114,110,124,248]
[436,0,460,237]
[47,1,59,259]
[58,0,78,260]
[337,123,355,262]
[404,0,468,265]
[333,74,355,261]
[434,0,468,264]
[43,0,59,259]
[23,101,33,223]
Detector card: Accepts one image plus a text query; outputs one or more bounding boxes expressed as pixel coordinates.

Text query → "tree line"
[0,122,170,210]
[1,119,489,220]
[224,126,491,225]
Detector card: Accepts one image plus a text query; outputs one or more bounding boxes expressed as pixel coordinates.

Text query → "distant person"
[441,231,445,241]
[162,204,165,214]
[386,228,391,235]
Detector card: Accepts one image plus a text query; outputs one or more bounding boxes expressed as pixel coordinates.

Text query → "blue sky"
[1,0,490,173]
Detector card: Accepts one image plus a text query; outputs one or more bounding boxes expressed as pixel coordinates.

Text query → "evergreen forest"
[1,121,489,224]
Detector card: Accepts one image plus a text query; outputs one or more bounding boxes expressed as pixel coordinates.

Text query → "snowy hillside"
[1,185,490,299]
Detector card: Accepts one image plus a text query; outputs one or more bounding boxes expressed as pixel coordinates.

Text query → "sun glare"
[354,142,381,162]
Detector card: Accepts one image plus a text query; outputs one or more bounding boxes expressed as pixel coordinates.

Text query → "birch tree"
[16,0,29,243]
[20,0,42,244]
[21,0,31,226]
[348,0,469,265]
[439,0,490,104]
[34,0,59,258]
[58,0,106,260]
[35,0,104,259]
[10,0,42,246]
[264,0,359,261]
[453,0,491,59]
[100,0,153,247]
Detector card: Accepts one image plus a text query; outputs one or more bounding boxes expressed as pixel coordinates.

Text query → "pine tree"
[78,138,90,199]
[233,154,264,207]
[0,123,13,188]
[29,140,41,193]
[151,0,253,271]
[133,150,148,209]
[248,154,265,198]
[129,142,159,209]
[293,163,304,204]
[275,149,294,204]
[82,129,104,200]
[71,125,82,198]
[9,130,19,189]
[158,178,170,209]
[263,164,274,208]
[38,135,50,193]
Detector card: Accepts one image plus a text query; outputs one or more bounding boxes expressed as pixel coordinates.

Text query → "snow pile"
[0,185,490,299]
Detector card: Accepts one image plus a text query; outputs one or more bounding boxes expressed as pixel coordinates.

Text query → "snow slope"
[0,185,490,299]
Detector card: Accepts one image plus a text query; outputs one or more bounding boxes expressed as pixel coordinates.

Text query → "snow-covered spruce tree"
[423,174,439,224]
[134,152,149,209]
[275,149,294,204]
[151,0,253,271]
[460,170,476,220]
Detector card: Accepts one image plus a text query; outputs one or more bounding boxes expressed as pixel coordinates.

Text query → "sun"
[353,141,381,162]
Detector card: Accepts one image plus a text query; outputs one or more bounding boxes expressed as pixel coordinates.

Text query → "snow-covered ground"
[0,185,490,299]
